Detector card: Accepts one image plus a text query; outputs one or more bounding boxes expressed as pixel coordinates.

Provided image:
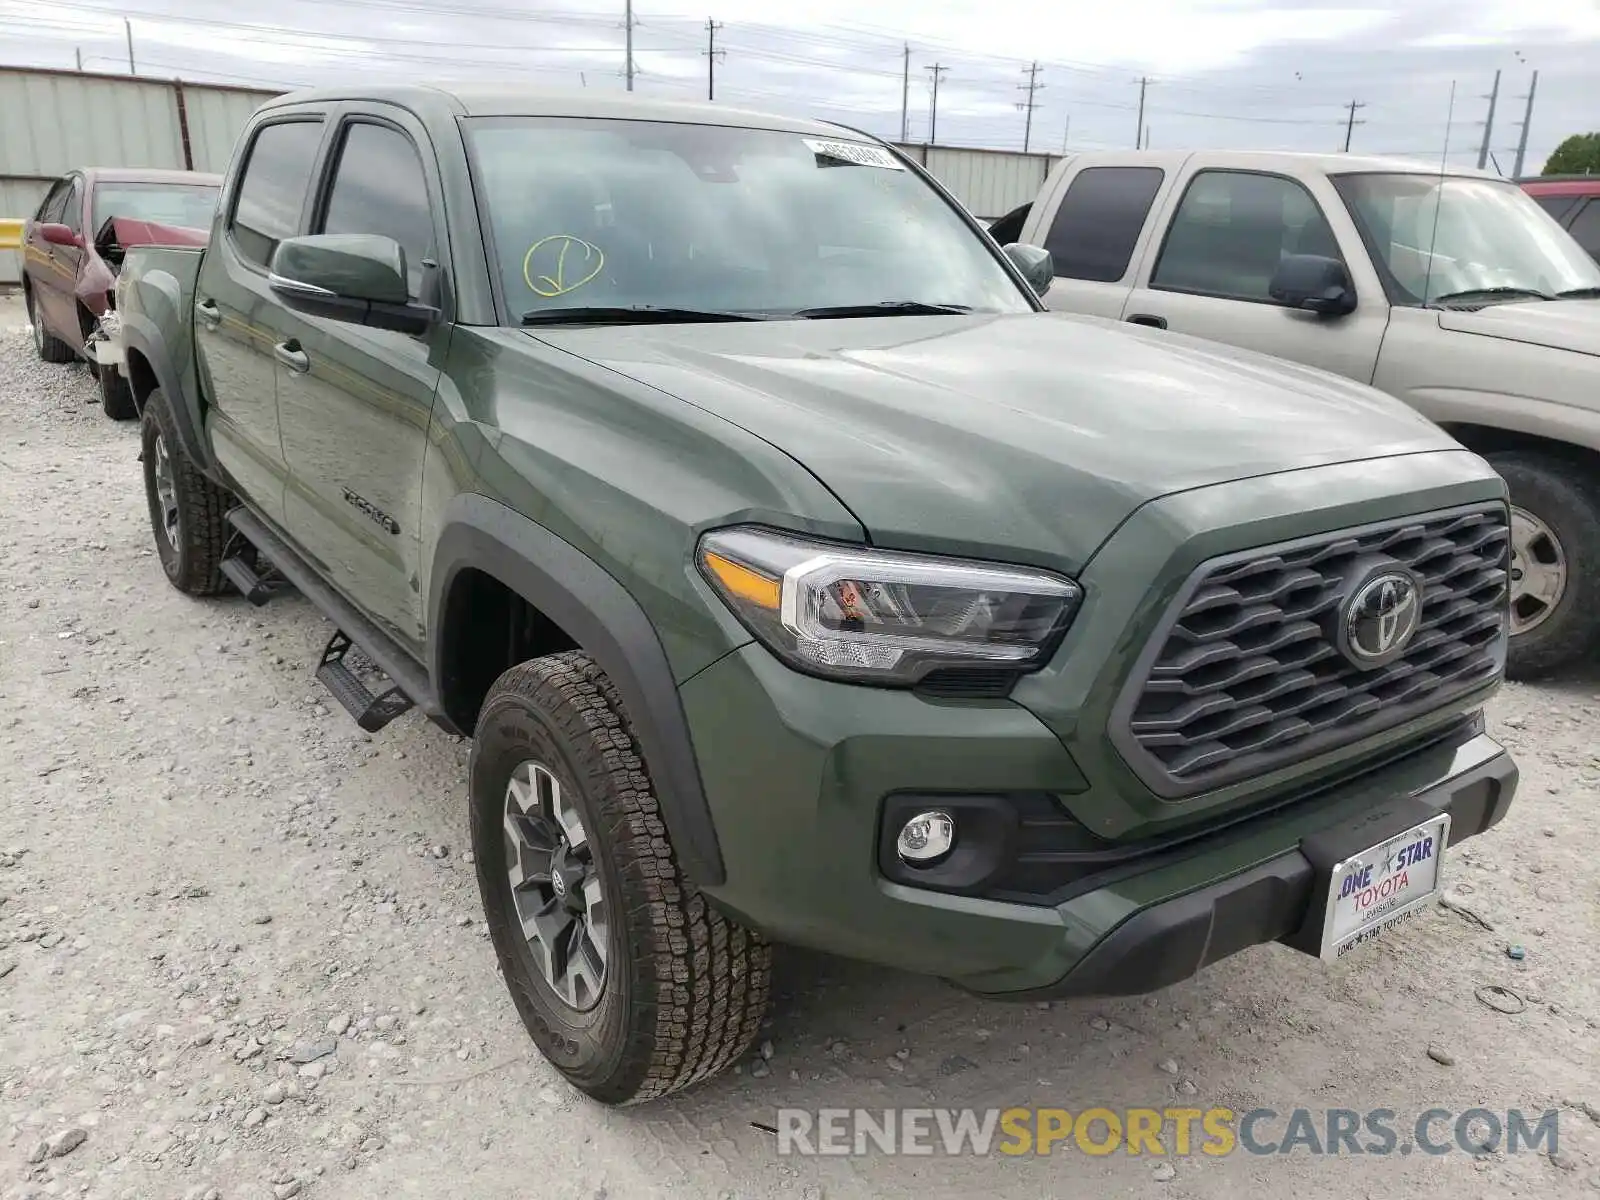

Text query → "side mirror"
[268,234,437,335]
[1003,242,1053,297]
[1269,254,1356,316]
[40,222,82,248]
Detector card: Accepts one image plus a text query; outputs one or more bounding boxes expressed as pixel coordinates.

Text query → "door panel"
[276,113,445,652]
[196,117,328,529]
[1122,168,1387,384]
[34,178,82,344]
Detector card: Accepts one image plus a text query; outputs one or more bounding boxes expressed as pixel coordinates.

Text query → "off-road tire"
[471,652,771,1105]
[1489,451,1600,678]
[140,387,231,596]
[100,363,138,420]
[25,289,74,364]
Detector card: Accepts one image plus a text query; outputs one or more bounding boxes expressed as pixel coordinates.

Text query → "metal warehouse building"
[1,65,1058,285]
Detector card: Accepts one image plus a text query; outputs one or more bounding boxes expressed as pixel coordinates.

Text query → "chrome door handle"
[273,341,310,374]
[195,299,220,329]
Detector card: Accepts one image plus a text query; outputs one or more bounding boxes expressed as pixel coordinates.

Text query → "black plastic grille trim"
[1111,504,1509,799]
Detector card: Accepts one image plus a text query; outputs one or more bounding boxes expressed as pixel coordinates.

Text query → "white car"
[993,150,1600,676]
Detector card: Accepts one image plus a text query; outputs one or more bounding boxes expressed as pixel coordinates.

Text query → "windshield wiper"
[789,301,974,319]
[1428,286,1555,307]
[520,305,766,326]
[1555,286,1600,300]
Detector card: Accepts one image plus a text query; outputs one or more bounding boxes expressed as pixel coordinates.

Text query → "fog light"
[896,810,956,865]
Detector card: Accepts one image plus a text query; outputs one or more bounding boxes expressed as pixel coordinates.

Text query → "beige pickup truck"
[993,150,1600,676]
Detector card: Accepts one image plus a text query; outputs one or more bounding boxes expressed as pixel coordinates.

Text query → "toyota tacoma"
[116,85,1519,1105]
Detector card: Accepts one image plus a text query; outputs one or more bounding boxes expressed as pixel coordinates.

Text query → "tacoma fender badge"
[342,487,400,535]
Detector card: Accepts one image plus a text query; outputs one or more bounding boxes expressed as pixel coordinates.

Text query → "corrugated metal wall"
[0,68,276,284]
[893,143,1060,221]
[2,66,1057,284]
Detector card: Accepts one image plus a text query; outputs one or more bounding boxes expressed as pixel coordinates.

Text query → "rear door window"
[1042,166,1165,282]
[230,120,326,270]
[1530,194,1578,223]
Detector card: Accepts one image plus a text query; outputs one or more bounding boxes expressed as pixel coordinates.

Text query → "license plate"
[1320,813,1450,962]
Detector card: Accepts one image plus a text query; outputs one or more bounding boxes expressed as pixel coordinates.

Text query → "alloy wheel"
[152,432,179,550]
[503,759,609,1011]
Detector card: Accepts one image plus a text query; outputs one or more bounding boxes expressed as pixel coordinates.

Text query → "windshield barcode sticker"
[802,139,905,170]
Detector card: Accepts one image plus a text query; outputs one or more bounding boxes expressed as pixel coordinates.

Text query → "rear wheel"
[140,388,231,595]
[1489,451,1600,678]
[25,289,74,364]
[471,651,771,1105]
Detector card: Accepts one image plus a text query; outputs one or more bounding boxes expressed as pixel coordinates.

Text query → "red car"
[1519,175,1600,264]
[22,167,220,417]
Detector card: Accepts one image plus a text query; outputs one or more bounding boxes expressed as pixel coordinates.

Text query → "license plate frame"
[1319,812,1450,962]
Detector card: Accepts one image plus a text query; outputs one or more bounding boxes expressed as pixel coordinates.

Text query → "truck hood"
[531,312,1457,571]
[1436,298,1600,357]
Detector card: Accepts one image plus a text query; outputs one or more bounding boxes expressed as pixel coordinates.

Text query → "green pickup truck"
[116,84,1519,1105]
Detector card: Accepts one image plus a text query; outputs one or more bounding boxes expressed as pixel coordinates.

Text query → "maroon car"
[22,167,220,417]
[1519,175,1600,264]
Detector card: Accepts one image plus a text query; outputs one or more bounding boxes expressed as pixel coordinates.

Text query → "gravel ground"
[0,291,1597,1200]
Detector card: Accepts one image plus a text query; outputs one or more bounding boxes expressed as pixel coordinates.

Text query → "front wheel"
[1489,451,1600,678]
[471,651,771,1105]
[140,388,231,595]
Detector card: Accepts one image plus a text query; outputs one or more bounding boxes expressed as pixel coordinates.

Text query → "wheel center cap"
[549,852,586,912]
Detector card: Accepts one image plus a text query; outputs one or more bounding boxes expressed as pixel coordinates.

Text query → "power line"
[1017,61,1043,153]
[703,17,723,101]
[899,42,909,142]
[1342,99,1366,152]
[1476,69,1500,170]
[1512,70,1539,178]
[926,62,948,145]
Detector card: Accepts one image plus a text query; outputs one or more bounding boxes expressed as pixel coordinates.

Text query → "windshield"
[91,182,219,232]
[1333,173,1600,306]
[465,117,1033,322]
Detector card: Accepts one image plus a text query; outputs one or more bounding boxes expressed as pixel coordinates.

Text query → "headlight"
[696,526,1081,686]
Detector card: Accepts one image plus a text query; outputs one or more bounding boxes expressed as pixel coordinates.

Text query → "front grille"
[1112,504,1509,798]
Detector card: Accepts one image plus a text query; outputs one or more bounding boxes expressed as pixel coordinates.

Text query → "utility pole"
[1341,99,1366,152]
[74,46,82,72]
[1016,61,1043,153]
[926,63,948,145]
[1476,68,1500,169]
[624,0,635,92]
[124,18,135,75]
[702,18,723,100]
[1061,113,1070,152]
[1512,70,1539,177]
[1135,76,1148,148]
[899,43,910,143]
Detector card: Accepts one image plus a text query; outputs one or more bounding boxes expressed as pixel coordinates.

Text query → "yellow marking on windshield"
[523,235,604,297]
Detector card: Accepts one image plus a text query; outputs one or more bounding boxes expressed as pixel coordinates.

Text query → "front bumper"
[682,645,1517,997]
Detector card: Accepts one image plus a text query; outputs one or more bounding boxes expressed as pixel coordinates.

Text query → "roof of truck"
[260,83,853,138]
[1057,148,1503,179]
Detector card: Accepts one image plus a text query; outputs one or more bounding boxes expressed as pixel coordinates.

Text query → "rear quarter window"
[1042,166,1166,282]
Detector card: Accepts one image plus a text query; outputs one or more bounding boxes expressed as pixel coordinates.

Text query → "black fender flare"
[120,312,219,477]
[428,494,726,886]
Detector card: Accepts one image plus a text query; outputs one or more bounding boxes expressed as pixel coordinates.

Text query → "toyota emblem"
[1343,570,1422,666]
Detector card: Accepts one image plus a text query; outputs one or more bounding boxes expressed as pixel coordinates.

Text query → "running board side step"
[224,506,442,731]
[219,550,287,607]
[317,631,414,732]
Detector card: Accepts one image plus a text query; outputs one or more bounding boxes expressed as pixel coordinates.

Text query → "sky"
[1,0,1596,173]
